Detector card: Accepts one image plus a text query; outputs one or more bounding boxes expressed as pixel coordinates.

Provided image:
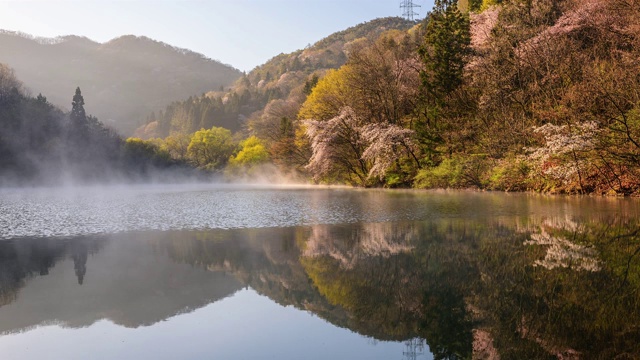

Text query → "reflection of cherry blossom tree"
[303,222,416,270]
[524,217,601,272]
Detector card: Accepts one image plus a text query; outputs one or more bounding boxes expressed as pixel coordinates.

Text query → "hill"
[0,31,242,134]
[0,64,193,185]
[135,17,417,138]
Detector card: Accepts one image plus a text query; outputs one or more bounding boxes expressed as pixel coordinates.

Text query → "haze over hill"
[0,31,242,134]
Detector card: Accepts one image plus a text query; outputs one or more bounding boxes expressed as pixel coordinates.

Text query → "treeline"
[295,0,640,194]
[134,0,640,194]
[0,64,192,185]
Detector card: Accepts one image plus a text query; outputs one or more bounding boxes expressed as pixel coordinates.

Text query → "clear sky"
[0,0,434,72]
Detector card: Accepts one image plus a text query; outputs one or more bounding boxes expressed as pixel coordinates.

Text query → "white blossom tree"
[304,107,369,185]
[526,121,599,190]
[361,124,420,180]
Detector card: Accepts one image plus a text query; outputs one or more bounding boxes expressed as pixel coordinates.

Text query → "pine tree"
[70,87,87,131]
[419,0,471,105]
[415,0,471,162]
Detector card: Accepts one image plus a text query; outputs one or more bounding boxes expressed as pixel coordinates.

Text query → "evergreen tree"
[419,0,471,105]
[70,87,88,133]
[416,0,471,161]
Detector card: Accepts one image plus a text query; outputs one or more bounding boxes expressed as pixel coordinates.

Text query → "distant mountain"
[136,17,417,138]
[0,31,242,134]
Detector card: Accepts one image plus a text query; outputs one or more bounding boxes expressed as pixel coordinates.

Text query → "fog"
[0,31,241,134]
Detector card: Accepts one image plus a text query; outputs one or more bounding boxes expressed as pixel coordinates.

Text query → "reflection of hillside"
[0,234,242,333]
[298,217,640,359]
[160,228,353,331]
[473,217,640,359]
[0,238,103,307]
[301,220,477,357]
[1,214,640,359]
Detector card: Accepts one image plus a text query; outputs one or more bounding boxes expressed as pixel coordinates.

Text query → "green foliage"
[298,68,352,121]
[228,136,270,168]
[419,0,471,103]
[457,0,483,13]
[414,155,491,189]
[487,157,531,191]
[187,127,235,170]
[480,0,501,11]
[414,158,464,188]
[303,74,319,96]
[124,137,171,165]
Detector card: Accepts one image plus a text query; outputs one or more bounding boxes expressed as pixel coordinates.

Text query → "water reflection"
[0,207,640,358]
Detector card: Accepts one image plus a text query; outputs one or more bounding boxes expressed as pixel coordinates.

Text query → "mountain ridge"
[0,31,242,134]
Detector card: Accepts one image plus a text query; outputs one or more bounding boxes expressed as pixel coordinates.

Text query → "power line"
[400,0,421,21]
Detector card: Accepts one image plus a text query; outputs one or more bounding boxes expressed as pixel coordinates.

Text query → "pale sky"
[0,0,434,72]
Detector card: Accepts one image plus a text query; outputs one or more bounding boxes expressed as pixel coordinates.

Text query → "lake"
[0,184,639,359]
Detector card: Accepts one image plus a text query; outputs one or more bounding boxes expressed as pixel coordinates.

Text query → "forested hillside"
[0,32,242,134]
[110,0,640,194]
[0,64,190,185]
[293,0,640,194]
[135,17,416,138]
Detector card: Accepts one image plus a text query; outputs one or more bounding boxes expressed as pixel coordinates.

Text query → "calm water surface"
[0,184,639,359]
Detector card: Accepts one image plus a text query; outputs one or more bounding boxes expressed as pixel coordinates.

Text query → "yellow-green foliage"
[187,127,235,170]
[414,155,491,189]
[414,158,464,189]
[487,157,531,191]
[481,0,500,10]
[229,136,270,167]
[298,67,352,121]
[124,137,170,162]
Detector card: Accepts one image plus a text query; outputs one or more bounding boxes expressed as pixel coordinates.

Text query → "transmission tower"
[400,0,421,21]
[403,338,426,360]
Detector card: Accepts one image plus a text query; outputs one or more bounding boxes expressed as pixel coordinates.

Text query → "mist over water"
[1,187,639,359]
[0,184,398,239]
[1,185,635,240]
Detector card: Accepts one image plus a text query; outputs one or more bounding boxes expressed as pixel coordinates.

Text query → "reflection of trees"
[3,213,639,359]
[299,217,640,359]
[478,217,640,359]
[0,237,103,306]
[160,228,351,327]
[301,221,477,358]
[71,242,89,285]
[303,222,416,269]
[0,234,242,334]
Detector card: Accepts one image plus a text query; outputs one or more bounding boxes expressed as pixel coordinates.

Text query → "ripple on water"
[0,184,433,239]
[1,184,633,240]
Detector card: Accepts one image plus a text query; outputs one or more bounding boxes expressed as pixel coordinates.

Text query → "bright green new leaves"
[187,127,235,170]
[229,136,270,167]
